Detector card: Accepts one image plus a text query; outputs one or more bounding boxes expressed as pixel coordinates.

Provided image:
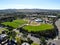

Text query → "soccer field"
[1,19,27,28]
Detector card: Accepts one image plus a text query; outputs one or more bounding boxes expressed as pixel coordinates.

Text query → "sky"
[0,0,60,10]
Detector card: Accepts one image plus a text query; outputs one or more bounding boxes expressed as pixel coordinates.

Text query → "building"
[48,15,57,18]
[0,34,7,41]
[35,18,43,22]
[22,42,30,45]
[0,34,8,45]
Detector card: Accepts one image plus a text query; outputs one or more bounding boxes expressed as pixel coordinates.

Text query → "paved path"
[18,24,28,28]
[27,34,40,44]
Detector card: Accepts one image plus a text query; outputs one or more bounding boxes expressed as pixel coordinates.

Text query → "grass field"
[1,19,54,32]
[0,28,8,33]
[23,24,54,32]
[1,19,27,28]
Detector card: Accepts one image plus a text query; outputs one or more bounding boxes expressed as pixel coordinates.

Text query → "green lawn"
[1,19,27,28]
[23,24,54,32]
[0,28,8,34]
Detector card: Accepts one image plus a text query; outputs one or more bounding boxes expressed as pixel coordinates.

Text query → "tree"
[27,38,33,44]
[40,37,47,45]
[16,37,22,45]
[7,31,17,40]
[31,42,39,45]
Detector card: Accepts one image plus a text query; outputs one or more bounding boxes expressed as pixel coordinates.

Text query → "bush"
[31,42,39,45]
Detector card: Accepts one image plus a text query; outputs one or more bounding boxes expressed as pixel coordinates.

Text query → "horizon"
[0,0,60,10]
[0,8,60,10]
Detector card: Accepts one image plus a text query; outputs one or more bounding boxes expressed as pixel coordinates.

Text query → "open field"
[1,19,27,28]
[23,24,54,32]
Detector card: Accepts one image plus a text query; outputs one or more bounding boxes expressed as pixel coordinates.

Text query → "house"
[7,39,17,45]
[0,34,7,41]
[22,42,30,45]
[0,34,8,44]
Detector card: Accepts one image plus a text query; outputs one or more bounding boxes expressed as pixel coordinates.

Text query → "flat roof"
[48,15,57,17]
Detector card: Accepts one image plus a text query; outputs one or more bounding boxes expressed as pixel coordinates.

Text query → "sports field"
[1,19,27,28]
[23,24,54,32]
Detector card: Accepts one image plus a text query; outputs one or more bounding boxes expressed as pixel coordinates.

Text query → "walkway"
[27,34,40,44]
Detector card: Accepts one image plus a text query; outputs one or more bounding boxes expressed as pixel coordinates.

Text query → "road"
[55,19,60,39]
[46,19,60,45]
[27,34,40,44]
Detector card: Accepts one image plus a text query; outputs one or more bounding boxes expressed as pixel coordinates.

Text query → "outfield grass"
[1,19,27,28]
[23,24,54,32]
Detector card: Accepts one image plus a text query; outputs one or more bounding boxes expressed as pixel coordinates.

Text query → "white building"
[35,18,43,22]
[22,42,30,45]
